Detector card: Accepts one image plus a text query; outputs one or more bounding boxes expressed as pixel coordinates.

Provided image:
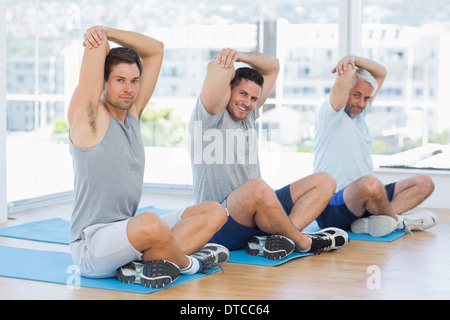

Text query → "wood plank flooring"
[0,196,449,301]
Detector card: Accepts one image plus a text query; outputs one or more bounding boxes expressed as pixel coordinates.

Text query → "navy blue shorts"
[208,184,294,251]
[315,182,397,230]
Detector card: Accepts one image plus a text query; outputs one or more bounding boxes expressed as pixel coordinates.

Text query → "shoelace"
[309,236,333,255]
[192,249,225,273]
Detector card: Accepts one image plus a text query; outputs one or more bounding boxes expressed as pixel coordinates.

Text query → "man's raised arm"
[103,27,164,118]
[329,55,387,111]
[200,48,279,116]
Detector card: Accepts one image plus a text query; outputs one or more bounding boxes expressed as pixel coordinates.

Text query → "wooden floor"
[1,194,449,300]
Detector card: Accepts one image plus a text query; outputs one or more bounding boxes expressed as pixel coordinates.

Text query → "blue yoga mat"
[0,245,217,294]
[228,249,313,266]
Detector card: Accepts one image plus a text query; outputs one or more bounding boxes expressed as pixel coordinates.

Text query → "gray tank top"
[69,113,145,243]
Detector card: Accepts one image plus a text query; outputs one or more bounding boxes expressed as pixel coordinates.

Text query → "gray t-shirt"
[69,113,145,243]
[188,96,261,204]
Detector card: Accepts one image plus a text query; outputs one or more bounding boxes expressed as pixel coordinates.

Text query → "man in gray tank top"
[68,26,229,288]
[188,48,349,259]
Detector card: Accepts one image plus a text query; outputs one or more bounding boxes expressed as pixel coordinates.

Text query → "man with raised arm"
[189,48,349,259]
[313,55,436,237]
[68,26,229,288]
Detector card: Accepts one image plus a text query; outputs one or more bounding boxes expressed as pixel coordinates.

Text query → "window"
[363,0,450,170]
[3,0,449,216]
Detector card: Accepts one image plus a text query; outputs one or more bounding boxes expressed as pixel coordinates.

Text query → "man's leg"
[390,175,436,232]
[390,175,434,215]
[287,172,336,230]
[226,179,313,251]
[171,201,228,254]
[127,212,191,267]
[343,175,397,220]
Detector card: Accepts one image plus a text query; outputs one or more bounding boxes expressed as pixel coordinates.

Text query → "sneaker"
[190,243,230,273]
[116,260,180,288]
[351,215,397,237]
[399,210,437,233]
[303,227,349,254]
[246,235,295,260]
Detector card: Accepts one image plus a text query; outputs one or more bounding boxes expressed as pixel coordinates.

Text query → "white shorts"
[70,209,185,278]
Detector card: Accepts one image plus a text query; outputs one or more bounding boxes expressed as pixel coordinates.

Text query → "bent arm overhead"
[104,27,164,118]
[329,55,387,111]
[238,52,279,108]
[200,48,279,116]
[67,27,109,134]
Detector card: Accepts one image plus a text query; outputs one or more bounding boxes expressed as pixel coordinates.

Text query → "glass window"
[363,0,450,170]
[4,0,340,202]
[7,1,447,207]
[6,0,77,202]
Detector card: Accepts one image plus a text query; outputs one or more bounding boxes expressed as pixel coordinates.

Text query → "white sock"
[396,215,405,230]
[180,256,201,275]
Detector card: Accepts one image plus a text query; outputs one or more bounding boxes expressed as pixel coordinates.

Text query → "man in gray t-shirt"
[188,48,349,258]
[68,26,229,288]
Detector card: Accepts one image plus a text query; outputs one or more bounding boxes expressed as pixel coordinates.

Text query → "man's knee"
[129,212,172,244]
[358,175,385,197]
[415,175,435,197]
[314,172,337,194]
[246,179,276,204]
[204,201,228,228]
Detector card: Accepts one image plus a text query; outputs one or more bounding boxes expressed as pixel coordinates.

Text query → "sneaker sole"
[264,235,295,260]
[245,236,266,257]
[368,216,397,237]
[351,216,397,237]
[117,260,180,289]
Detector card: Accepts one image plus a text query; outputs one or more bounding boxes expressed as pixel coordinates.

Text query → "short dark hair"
[104,47,143,81]
[230,67,264,90]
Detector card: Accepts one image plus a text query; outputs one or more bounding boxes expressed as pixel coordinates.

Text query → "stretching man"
[68,26,229,288]
[189,48,349,259]
[313,55,436,236]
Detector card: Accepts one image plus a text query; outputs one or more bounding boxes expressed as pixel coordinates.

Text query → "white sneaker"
[191,243,230,273]
[350,215,397,237]
[398,210,437,233]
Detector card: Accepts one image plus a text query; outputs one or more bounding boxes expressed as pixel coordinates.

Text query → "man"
[68,26,229,289]
[189,48,349,259]
[313,55,436,236]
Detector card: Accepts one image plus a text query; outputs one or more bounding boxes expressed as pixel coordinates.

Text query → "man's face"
[227,79,262,122]
[345,79,373,118]
[104,63,141,111]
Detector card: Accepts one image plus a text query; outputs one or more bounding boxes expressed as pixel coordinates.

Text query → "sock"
[296,236,312,253]
[180,255,201,275]
[396,215,405,231]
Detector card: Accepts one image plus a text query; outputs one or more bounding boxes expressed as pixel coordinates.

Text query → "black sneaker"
[246,235,295,260]
[190,243,230,273]
[117,260,180,288]
[303,227,349,254]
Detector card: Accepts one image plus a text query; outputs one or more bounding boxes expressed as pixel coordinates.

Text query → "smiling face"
[344,78,373,118]
[227,79,262,121]
[103,62,141,111]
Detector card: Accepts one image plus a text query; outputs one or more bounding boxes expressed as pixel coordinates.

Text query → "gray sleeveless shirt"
[69,113,145,243]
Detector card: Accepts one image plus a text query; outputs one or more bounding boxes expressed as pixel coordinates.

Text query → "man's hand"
[332,55,356,75]
[83,25,108,49]
[214,48,241,69]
